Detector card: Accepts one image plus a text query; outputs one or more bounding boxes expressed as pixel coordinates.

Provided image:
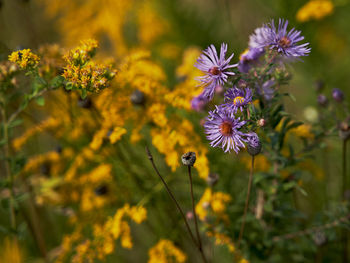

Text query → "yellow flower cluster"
[207,231,235,253]
[13,117,61,151]
[196,188,232,222]
[57,204,147,263]
[63,39,98,65]
[0,238,23,263]
[165,47,203,110]
[8,49,40,69]
[62,39,117,95]
[296,0,334,22]
[148,239,187,263]
[0,61,18,82]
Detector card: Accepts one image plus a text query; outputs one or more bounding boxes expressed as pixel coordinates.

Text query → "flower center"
[219,121,233,136]
[233,96,245,105]
[208,66,221,75]
[279,36,291,48]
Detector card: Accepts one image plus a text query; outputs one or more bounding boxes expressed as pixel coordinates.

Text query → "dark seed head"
[181,152,196,166]
[206,173,219,187]
[40,162,51,176]
[94,185,109,196]
[130,89,145,105]
[78,97,93,108]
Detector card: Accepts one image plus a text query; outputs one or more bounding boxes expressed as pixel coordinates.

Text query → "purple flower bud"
[317,94,328,107]
[247,133,262,156]
[332,88,344,102]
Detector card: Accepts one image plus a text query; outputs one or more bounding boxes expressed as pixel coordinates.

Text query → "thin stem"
[1,108,16,231]
[145,147,198,247]
[188,166,208,263]
[238,155,255,247]
[342,140,348,199]
[342,139,348,263]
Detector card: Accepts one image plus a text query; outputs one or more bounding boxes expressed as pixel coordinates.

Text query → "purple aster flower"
[238,47,264,73]
[222,86,253,113]
[204,106,248,153]
[191,94,207,112]
[332,88,344,102]
[195,43,236,100]
[249,18,311,58]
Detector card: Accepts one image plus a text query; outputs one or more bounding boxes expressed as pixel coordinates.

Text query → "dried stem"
[238,155,255,246]
[188,166,208,263]
[145,147,198,247]
[273,214,350,242]
[342,139,349,263]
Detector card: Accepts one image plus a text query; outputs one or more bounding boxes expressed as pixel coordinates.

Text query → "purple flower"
[222,86,253,113]
[317,94,328,107]
[195,43,236,100]
[238,48,264,73]
[332,88,344,102]
[249,19,311,58]
[191,94,207,112]
[204,106,248,153]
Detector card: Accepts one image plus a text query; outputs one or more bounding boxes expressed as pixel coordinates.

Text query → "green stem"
[238,155,255,247]
[1,107,16,231]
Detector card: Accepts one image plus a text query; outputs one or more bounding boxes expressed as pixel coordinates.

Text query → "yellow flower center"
[233,96,245,105]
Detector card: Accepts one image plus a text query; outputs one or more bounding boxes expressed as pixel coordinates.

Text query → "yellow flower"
[8,49,40,69]
[0,238,23,263]
[196,188,231,221]
[296,0,334,22]
[291,124,315,139]
[148,239,187,263]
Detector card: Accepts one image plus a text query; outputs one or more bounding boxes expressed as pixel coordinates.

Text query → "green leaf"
[35,96,45,106]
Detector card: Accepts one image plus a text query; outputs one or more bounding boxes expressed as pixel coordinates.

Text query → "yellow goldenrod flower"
[148,239,187,263]
[196,188,231,221]
[296,0,334,22]
[0,238,23,263]
[291,124,315,139]
[8,49,40,69]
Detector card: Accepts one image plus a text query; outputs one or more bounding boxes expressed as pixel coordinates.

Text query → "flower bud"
[247,133,262,156]
[206,173,219,187]
[339,120,350,141]
[257,118,266,127]
[312,231,327,246]
[130,89,145,105]
[181,152,196,166]
[332,88,344,102]
[186,211,193,220]
[317,94,328,107]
